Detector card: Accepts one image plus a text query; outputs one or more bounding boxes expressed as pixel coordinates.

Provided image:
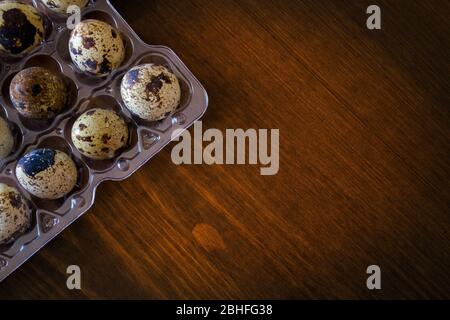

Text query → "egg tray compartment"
[0,0,208,282]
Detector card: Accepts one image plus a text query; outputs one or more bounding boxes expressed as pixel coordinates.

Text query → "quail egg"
[0,183,30,244]
[41,0,89,15]
[69,19,125,76]
[71,108,129,160]
[10,67,68,119]
[0,1,45,55]
[16,148,78,200]
[121,64,181,121]
[0,118,14,159]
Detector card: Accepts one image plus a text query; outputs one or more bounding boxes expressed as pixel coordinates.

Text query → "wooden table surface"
[1,0,449,299]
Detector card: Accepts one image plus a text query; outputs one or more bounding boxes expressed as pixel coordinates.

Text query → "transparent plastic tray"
[0,0,208,282]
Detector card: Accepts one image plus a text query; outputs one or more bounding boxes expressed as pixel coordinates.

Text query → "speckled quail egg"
[0,1,45,55]
[121,64,181,121]
[71,108,129,160]
[0,118,14,159]
[0,183,30,244]
[16,148,78,200]
[10,67,68,119]
[41,0,89,15]
[69,19,125,76]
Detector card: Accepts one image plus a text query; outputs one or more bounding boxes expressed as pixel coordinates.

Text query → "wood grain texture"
[1,0,449,299]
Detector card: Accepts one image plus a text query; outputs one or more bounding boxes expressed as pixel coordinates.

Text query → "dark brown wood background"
[1,0,449,299]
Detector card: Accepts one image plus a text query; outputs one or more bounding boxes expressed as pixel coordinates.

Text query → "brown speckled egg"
[0,118,14,159]
[0,1,45,55]
[0,183,30,244]
[71,108,129,160]
[121,64,181,121]
[41,0,89,15]
[69,19,125,76]
[10,67,68,119]
[16,148,78,200]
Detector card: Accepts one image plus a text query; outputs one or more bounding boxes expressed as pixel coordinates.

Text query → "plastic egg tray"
[0,0,208,282]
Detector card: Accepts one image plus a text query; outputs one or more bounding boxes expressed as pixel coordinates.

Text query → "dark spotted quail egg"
[121,64,181,121]
[10,67,68,119]
[69,19,125,76]
[0,1,45,55]
[16,148,78,200]
[71,108,129,160]
[0,183,30,244]
[41,0,89,15]
[0,117,14,159]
